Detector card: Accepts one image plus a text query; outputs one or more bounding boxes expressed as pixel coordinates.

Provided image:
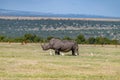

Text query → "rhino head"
[41,43,51,50]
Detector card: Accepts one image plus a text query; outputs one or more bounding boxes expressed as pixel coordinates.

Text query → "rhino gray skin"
[41,38,79,56]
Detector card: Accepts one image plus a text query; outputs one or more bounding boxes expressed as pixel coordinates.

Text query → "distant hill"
[0,9,118,18]
[0,17,120,41]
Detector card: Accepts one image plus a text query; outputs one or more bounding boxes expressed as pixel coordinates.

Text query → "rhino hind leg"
[55,50,60,55]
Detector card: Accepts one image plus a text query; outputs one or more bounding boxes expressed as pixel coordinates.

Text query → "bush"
[0,34,119,45]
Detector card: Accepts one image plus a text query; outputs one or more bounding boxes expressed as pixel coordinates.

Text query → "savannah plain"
[0,43,120,80]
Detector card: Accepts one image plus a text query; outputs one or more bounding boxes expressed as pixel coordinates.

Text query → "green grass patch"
[0,43,120,80]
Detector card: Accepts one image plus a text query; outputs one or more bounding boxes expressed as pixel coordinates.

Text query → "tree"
[0,35,5,42]
[47,36,54,41]
[111,39,119,45]
[23,34,41,43]
[87,37,96,44]
[95,37,104,44]
[63,36,72,40]
[95,37,111,45]
[75,34,86,44]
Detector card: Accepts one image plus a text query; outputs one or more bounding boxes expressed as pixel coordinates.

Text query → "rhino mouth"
[41,44,51,50]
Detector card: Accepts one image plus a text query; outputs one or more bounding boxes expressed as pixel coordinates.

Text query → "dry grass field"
[0,43,120,80]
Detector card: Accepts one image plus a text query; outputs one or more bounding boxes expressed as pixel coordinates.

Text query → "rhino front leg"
[49,50,53,55]
[75,48,79,55]
[72,49,75,56]
[72,49,78,56]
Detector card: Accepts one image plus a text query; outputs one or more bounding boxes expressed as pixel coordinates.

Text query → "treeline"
[0,34,119,45]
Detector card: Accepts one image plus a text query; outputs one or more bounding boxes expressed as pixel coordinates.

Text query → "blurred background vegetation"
[0,33,119,45]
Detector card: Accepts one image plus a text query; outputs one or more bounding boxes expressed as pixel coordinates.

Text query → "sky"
[0,0,120,17]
